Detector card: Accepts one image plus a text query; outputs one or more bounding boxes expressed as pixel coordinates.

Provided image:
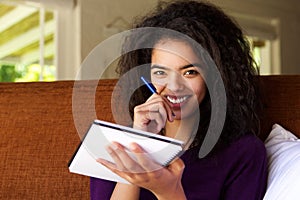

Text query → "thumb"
[168,158,185,176]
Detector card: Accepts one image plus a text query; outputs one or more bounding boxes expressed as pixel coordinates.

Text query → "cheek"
[192,83,206,103]
[151,79,167,87]
[151,74,167,87]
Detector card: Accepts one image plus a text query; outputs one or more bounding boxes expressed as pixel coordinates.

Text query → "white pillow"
[263,124,300,200]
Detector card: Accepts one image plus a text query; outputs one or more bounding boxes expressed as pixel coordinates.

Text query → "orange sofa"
[0,75,299,199]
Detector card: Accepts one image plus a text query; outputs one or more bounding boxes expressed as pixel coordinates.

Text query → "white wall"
[65,0,300,80]
[79,0,158,79]
[210,0,300,74]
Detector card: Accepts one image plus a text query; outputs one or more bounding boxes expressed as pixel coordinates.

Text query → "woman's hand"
[97,142,186,200]
[133,93,174,134]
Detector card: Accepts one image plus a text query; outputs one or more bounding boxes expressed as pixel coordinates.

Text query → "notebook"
[68,119,184,184]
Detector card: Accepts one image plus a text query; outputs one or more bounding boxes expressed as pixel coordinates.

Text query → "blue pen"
[141,76,175,117]
[140,76,157,94]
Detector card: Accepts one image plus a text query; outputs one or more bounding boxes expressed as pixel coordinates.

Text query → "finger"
[139,111,165,133]
[146,95,175,122]
[168,158,185,176]
[160,95,176,121]
[105,143,126,171]
[109,142,144,173]
[149,99,174,123]
[136,99,170,123]
[146,94,173,110]
[133,110,165,133]
[96,158,116,169]
[134,105,167,133]
[148,103,168,124]
[96,158,135,182]
[156,84,166,95]
[129,142,161,172]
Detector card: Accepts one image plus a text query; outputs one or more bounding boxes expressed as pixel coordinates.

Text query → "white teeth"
[167,96,188,104]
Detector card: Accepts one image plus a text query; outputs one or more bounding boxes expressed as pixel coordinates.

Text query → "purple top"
[90,134,267,200]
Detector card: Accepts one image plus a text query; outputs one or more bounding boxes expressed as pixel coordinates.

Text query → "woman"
[91,1,267,199]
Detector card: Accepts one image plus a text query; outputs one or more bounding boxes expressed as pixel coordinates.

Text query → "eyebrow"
[151,63,200,70]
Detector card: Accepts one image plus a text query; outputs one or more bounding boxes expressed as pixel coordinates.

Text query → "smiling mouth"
[166,95,189,104]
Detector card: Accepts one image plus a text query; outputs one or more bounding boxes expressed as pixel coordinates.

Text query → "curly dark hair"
[115,0,261,148]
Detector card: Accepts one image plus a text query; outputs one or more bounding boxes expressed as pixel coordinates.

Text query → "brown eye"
[184,70,199,76]
[152,70,167,77]
[154,71,165,75]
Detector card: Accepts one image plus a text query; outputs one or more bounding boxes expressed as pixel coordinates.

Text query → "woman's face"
[151,39,207,120]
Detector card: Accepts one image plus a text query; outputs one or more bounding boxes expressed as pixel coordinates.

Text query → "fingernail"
[129,143,138,151]
[172,111,176,117]
[111,142,119,150]
[96,158,105,163]
[105,145,113,154]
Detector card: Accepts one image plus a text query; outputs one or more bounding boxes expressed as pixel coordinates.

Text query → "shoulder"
[184,134,266,163]
[229,134,266,152]
[215,134,268,199]
[232,134,266,157]
[219,133,265,153]
[215,133,267,167]
[201,133,267,168]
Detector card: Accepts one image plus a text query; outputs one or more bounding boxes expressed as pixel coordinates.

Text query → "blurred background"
[0,0,299,82]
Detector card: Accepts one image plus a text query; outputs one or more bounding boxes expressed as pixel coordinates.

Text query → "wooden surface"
[258,75,300,140]
[0,75,299,199]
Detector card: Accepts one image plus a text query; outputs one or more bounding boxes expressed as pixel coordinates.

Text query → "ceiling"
[0,2,54,66]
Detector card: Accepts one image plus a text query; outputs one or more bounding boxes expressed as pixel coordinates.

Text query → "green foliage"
[16,64,56,82]
[0,63,55,82]
[0,64,21,82]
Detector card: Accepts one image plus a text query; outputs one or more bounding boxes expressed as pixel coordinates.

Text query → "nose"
[166,72,184,92]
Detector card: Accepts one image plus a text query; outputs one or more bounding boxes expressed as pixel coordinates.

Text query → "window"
[248,37,273,75]
[0,1,56,82]
[231,12,280,75]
